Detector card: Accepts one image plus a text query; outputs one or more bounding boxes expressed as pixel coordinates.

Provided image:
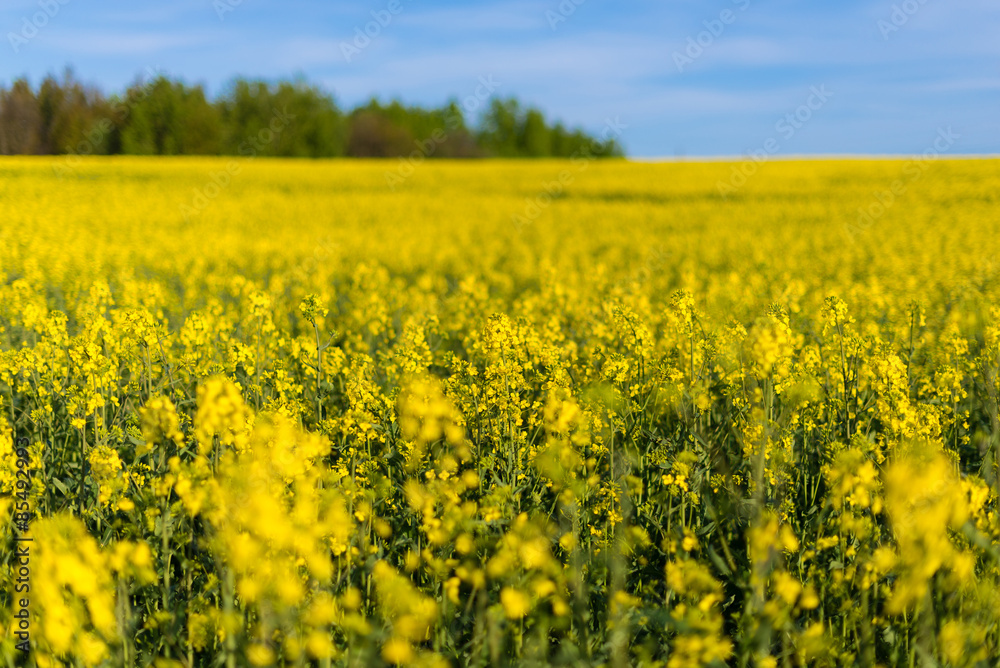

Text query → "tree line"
[0,69,624,159]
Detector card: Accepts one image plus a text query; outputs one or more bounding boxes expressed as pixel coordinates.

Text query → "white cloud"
[276,37,356,68]
[397,1,549,32]
[100,1,209,24]
[41,29,214,55]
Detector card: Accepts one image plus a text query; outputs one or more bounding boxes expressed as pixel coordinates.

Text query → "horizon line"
[627,153,1000,162]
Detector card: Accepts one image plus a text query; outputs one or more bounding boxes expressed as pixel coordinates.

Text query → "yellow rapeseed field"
[2,156,1000,667]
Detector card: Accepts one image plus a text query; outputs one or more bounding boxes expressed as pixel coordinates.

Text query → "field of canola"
[2,156,1000,667]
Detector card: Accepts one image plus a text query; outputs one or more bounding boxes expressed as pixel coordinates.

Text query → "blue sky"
[2,0,998,156]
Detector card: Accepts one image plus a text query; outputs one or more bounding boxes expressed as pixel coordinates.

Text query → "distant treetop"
[0,69,625,159]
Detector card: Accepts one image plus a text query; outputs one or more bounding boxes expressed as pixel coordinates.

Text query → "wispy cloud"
[1,0,998,155]
[100,1,208,24]
[42,29,214,55]
[397,1,549,32]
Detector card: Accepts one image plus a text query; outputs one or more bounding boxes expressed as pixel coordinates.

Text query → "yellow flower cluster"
[1,156,1000,666]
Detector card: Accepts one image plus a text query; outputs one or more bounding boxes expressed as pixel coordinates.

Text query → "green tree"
[0,70,624,159]
[219,79,345,157]
[117,77,183,155]
[0,79,42,155]
[269,80,346,157]
[477,97,522,157]
[37,69,111,155]
[519,108,552,157]
[347,101,415,157]
[176,84,223,155]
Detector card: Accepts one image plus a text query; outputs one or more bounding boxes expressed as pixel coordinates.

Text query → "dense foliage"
[1,157,999,667]
[0,70,623,159]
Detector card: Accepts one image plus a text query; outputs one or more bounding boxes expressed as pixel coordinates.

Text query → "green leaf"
[707,545,732,577]
[52,477,70,495]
